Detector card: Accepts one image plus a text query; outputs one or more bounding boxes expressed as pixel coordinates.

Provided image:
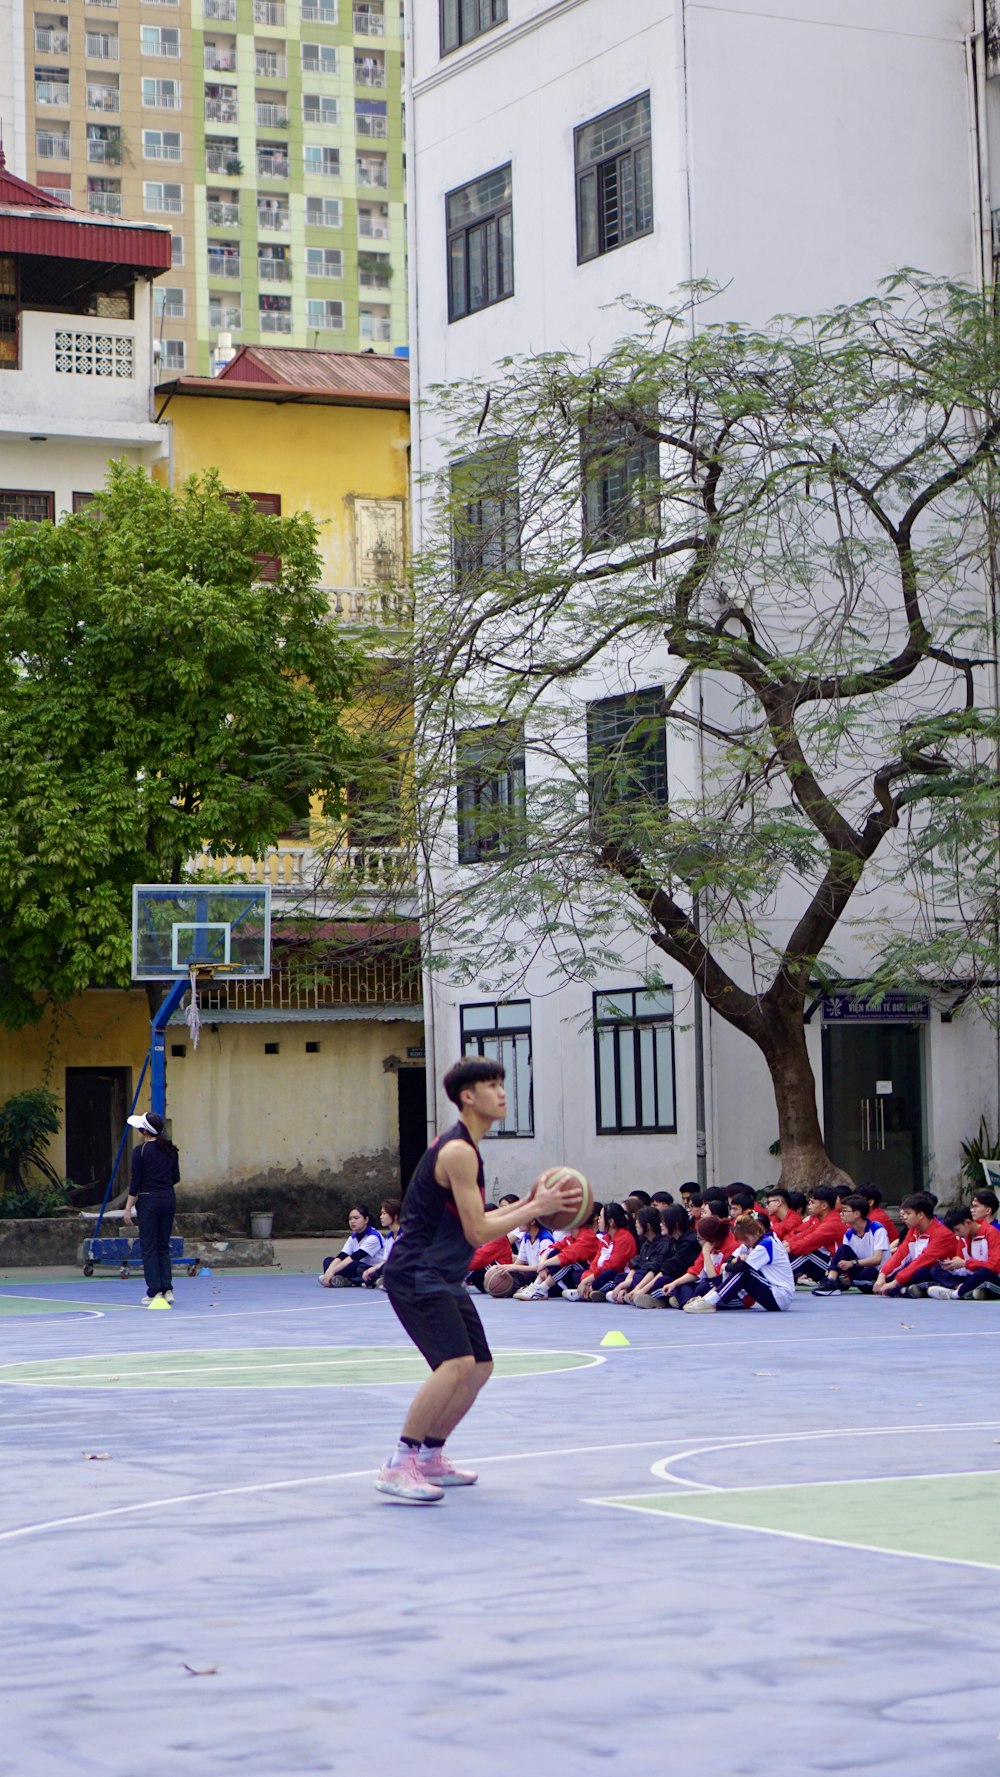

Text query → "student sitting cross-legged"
[568,1203,637,1301]
[872,1192,960,1298]
[763,1185,803,1244]
[645,1213,737,1310]
[782,1186,845,1284]
[811,1193,889,1296]
[683,1212,796,1314]
[629,1204,701,1307]
[515,1202,602,1299]
[608,1209,669,1304]
[320,1204,384,1287]
[483,1215,554,1299]
[927,1203,1000,1300]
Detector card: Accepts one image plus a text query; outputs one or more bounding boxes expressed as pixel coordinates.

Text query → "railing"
[257,153,289,177]
[207,200,240,225]
[205,148,242,173]
[194,952,421,1017]
[356,163,388,187]
[307,258,341,278]
[35,27,70,52]
[255,52,286,76]
[252,0,285,23]
[210,307,242,330]
[87,138,123,162]
[359,268,390,290]
[355,113,387,137]
[257,205,290,229]
[303,102,337,125]
[330,585,412,624]
[256,103,289,127]
[258,258,291,280]
[86,0,118,8]
[85,32,119,56]
[204,0,237,17]
[358,217,389,239]
[259,309,293,332]
[354,62,385,86]
[361,317,392,342]
[36,82,71,105]
[305,154,340,177]
[143,36,180,55]
[87,84,120,109]
[37,133,71,159]
[87,188,122,213]
[353,9,384,32]
[207,252,241,277]
[301,0,337,18]
[302,53,335,73]
[204,49,237,69]
[205,97,238,121]
[193,843,415,891]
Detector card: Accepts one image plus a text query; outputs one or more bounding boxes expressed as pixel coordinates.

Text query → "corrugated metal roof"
[0,151,173,271]
[219,345,409,401]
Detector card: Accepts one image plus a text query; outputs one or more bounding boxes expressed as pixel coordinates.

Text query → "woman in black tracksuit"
[124,1111,180,1307]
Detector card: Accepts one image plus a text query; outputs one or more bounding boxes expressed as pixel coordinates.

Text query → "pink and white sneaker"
[374,1454,445,1505]
[417,1448,478,1487]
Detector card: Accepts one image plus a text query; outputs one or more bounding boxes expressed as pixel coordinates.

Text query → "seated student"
[650,1189,674,1213]
[466,1195,521,1291]
[608,1209,664,1304]
[705,1194,730,1220]
[320,1204,384,1287]
[873,1192,960,1297]
[630,1204,702,1306]
[679,1183,702,1217]
[971,1185,1000,1231]
[782,1186,844,1283]
[764,1186,803,1243]
[927,1204,1000,1299]
[519,1202,603,1299]
[684,1212,796,1313]
[727,1184,770,1228]
[648,1213,738,1309]
[860,1182,899,1246]
[361,1197,401,1288]
[485,1215,554,1298]
[811,1193,889,1295]
[569,1203,637,1301]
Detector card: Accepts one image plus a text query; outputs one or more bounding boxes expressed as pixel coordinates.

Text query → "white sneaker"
[141,1294,151,1306]
[374,1455,444,1505]
[560,1288,580,1301]
[164,1289,174,1303]
[683,1290,719,1313]
[517,1281,549,1301]
[927,1285,958,1300]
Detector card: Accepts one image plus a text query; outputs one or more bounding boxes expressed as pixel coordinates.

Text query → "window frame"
[0,490,55,528]
[581,413,659,549]
[446,162,513,323]
[450,449,519,587]
[460,999,534,1138]
[455,721,525,865]
[440,0,507,55]
[593,987,677,1136]
[575,92,653,265]
[586,686,668,823]
[223,488,281,581]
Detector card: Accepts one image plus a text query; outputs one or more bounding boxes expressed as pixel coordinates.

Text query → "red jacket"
[582,1228,637,1282]
[547,1226,600,1268]
[691,1230,739,1277]
[469,1234,515,1272]
[880,1218,959,1285]
[785,1210,843,1257]
[771,1209,803,1241]
[960,1223,1000,1272]
[869,1206,899,1243]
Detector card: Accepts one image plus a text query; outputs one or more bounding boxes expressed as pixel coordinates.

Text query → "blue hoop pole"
[93,1049,150,1237]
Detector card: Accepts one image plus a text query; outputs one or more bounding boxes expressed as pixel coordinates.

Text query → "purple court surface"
[1,1271,998,1776]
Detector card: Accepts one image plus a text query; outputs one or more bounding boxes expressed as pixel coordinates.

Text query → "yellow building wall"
[160,396,409,591]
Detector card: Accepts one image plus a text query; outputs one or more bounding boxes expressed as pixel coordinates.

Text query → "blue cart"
[82,1234,200,1280]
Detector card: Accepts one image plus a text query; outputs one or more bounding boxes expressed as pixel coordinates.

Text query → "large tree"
[413,276,1000,1188]
[0,462,367,1025]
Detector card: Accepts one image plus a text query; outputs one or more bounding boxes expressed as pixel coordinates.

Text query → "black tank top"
[386,1120,484,1292]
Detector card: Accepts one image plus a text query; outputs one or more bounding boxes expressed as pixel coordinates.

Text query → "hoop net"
[185,965,202,1051]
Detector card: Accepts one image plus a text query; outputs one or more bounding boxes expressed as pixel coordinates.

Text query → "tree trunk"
[759,998,853,1193]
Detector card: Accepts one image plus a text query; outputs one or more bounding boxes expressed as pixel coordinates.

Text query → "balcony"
[355,113,386,138]
[36,80,70,106]
[192,841,416,896]
[359,268,390,290]
[356,161,388,188]
[36,131,71,161]
[87,136,123,163]
[207,198,240,225]
[35,26,70,52]
[204,0,237,16]
[353,59,385,86]
[87,186,122,214]
[87,83,120,110]
[259,310,292,333]
[257,204,290,230]
[0,309,155,434]
[358,216,389,240]
[252,0,285,23]
[256,102,289,128]
[85,31,119,56]
[205,97,239,122]
[205,143,242,175]
[256,151,289,179]
[204,48,236,70]
[353,8,384,31]
[255,50,286,77]
[207,250,241,279]
[330,585,411,625]
[258,257,291,281]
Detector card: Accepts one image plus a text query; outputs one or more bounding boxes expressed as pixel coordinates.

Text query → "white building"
[407,1,1000,1203]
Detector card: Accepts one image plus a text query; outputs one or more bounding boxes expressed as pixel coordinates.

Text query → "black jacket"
[130,1140,180,1195]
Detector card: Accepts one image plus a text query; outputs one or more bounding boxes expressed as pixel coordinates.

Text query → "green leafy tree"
[414,276,1000,1189]
[0,463,367,1025]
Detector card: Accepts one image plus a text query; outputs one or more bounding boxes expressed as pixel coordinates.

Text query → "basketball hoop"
[185,965,202,1050]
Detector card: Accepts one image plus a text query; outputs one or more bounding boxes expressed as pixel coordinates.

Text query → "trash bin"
[250,1211,274,1240]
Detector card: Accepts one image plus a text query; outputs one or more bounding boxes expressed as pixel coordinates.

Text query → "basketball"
[485,1266,515,1298]
[533,1166,594,1233]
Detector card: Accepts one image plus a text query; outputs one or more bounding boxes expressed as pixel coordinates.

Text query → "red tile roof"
[218,345,409,401]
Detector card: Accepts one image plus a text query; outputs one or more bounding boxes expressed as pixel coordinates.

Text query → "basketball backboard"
[132,884,271,982]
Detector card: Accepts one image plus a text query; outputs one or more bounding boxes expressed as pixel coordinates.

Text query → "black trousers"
[136,1192,175,1296]
[714,1258,783,1312]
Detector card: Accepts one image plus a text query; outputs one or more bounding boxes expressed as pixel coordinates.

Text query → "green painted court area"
[0,1345,599,1390]
[600,1473,1000,1569]
[0,1294,128,1317]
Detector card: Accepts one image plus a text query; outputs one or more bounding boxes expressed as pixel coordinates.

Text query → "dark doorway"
[64,1067,130,1203]
[397,1066,427,1193]
[822,1025,924,1201]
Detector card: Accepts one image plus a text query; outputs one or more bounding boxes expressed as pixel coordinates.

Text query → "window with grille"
[143,128,181,159]
[576,93,652,263]
[144,180,182,212]
[224,489,281,580]
[456,722,525,864]
[154,285,185,317]
[581,414,659,547]
[159,338,185,370]
[141,24,180,54]
[307,298,344,329]
[594,988,676,1134]
[446,163,512,322]
[0,490,55,528]
[586,689,667,823]
[302,93,337,124]
[209,295,241,329]
[306,247,342,278]
[450,451,519,585]
[142,76,180,106]
[440,0,507,54]
[306,196,340,227]
[304,144,339,177]
[302,41,336,73]
[171,235,184,265]
[460,1000,533,1137]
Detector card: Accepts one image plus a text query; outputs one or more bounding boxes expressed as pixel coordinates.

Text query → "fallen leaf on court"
[829,1386,841,1391]
[181,1664,218,1678]
[753,1371,772,1377]
[899,1323,915,1329]
[83,1452,110,1460]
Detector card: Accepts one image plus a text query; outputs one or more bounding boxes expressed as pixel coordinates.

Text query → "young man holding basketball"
[377,1056,574,1505]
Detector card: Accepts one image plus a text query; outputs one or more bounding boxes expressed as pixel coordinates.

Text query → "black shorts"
[384,1272,492,1372]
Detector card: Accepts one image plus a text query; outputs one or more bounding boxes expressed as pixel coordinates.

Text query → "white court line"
[0,1296,106,1321]
[647,1420,1000,1489]
[587,1498,1000,1576]
[0,1347,605,1388]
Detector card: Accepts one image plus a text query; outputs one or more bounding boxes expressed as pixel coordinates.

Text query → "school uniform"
[669,1231,739,1307]
[785,1209,844,1282]
[322,1225,384,1285]
[713,1233,796,1312]
[823,1219,889,1291]
[878,1218,959,1290]
[580,1228,638,1297]
[931,1223,1000,1298]
[467,1232,517,1292]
